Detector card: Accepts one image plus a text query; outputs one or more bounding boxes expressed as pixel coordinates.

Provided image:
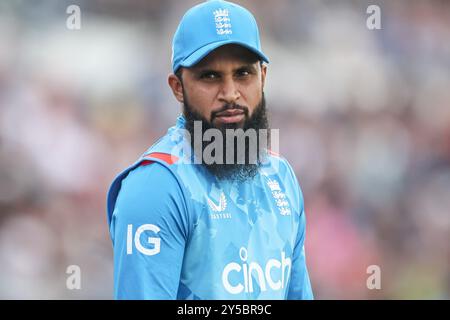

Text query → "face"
[168,44,269,181]
[169,44,267,129]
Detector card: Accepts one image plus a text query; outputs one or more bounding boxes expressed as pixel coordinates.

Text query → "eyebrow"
[194,63,258,75]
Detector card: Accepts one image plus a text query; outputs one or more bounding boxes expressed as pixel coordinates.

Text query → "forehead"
[192,44,260,69]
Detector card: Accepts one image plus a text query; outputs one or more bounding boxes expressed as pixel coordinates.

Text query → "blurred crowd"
[0,0,448,299]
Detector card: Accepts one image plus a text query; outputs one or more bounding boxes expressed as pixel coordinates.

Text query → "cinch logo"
[127,224,161,256]
[222,247,292,295]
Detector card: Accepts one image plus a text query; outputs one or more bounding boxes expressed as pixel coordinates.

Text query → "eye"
[200,72,220,80]
[236,68,251,78]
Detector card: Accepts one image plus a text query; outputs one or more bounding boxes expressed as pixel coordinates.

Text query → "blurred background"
[0,0,449,299]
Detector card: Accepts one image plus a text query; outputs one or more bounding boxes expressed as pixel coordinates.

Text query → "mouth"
[214,109,245,124]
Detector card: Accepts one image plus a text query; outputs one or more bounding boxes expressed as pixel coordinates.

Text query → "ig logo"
[127,224,161,256]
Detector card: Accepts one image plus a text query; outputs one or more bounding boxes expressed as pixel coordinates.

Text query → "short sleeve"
[284,162,314,300]
[287,208,314,300]
[110,163,189,299]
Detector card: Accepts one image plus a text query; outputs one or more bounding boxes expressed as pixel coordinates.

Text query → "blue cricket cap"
[171,0,269,73]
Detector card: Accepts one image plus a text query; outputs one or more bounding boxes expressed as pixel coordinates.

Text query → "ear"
[168,73,184,103]
[260,64,267,90]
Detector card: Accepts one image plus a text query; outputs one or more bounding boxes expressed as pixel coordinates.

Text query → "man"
[107,0,313,300]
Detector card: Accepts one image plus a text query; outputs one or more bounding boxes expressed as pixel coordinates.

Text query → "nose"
[218,76,241,104]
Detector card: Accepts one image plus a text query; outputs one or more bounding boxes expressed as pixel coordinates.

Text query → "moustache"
[211,104,249,121]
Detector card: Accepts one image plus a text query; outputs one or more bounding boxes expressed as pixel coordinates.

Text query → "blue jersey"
[107,115,313,300]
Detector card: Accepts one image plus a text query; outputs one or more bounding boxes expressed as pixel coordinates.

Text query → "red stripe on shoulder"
[268,149,280,157]
[139,160,154,167]
[143,152,179,165]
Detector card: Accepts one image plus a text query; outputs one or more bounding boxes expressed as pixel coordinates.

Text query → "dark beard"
[184,94,269,182]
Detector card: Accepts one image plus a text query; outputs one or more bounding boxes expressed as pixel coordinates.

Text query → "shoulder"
[264,150,299,182]
[118,161,183,206]
[111,160,191,237]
